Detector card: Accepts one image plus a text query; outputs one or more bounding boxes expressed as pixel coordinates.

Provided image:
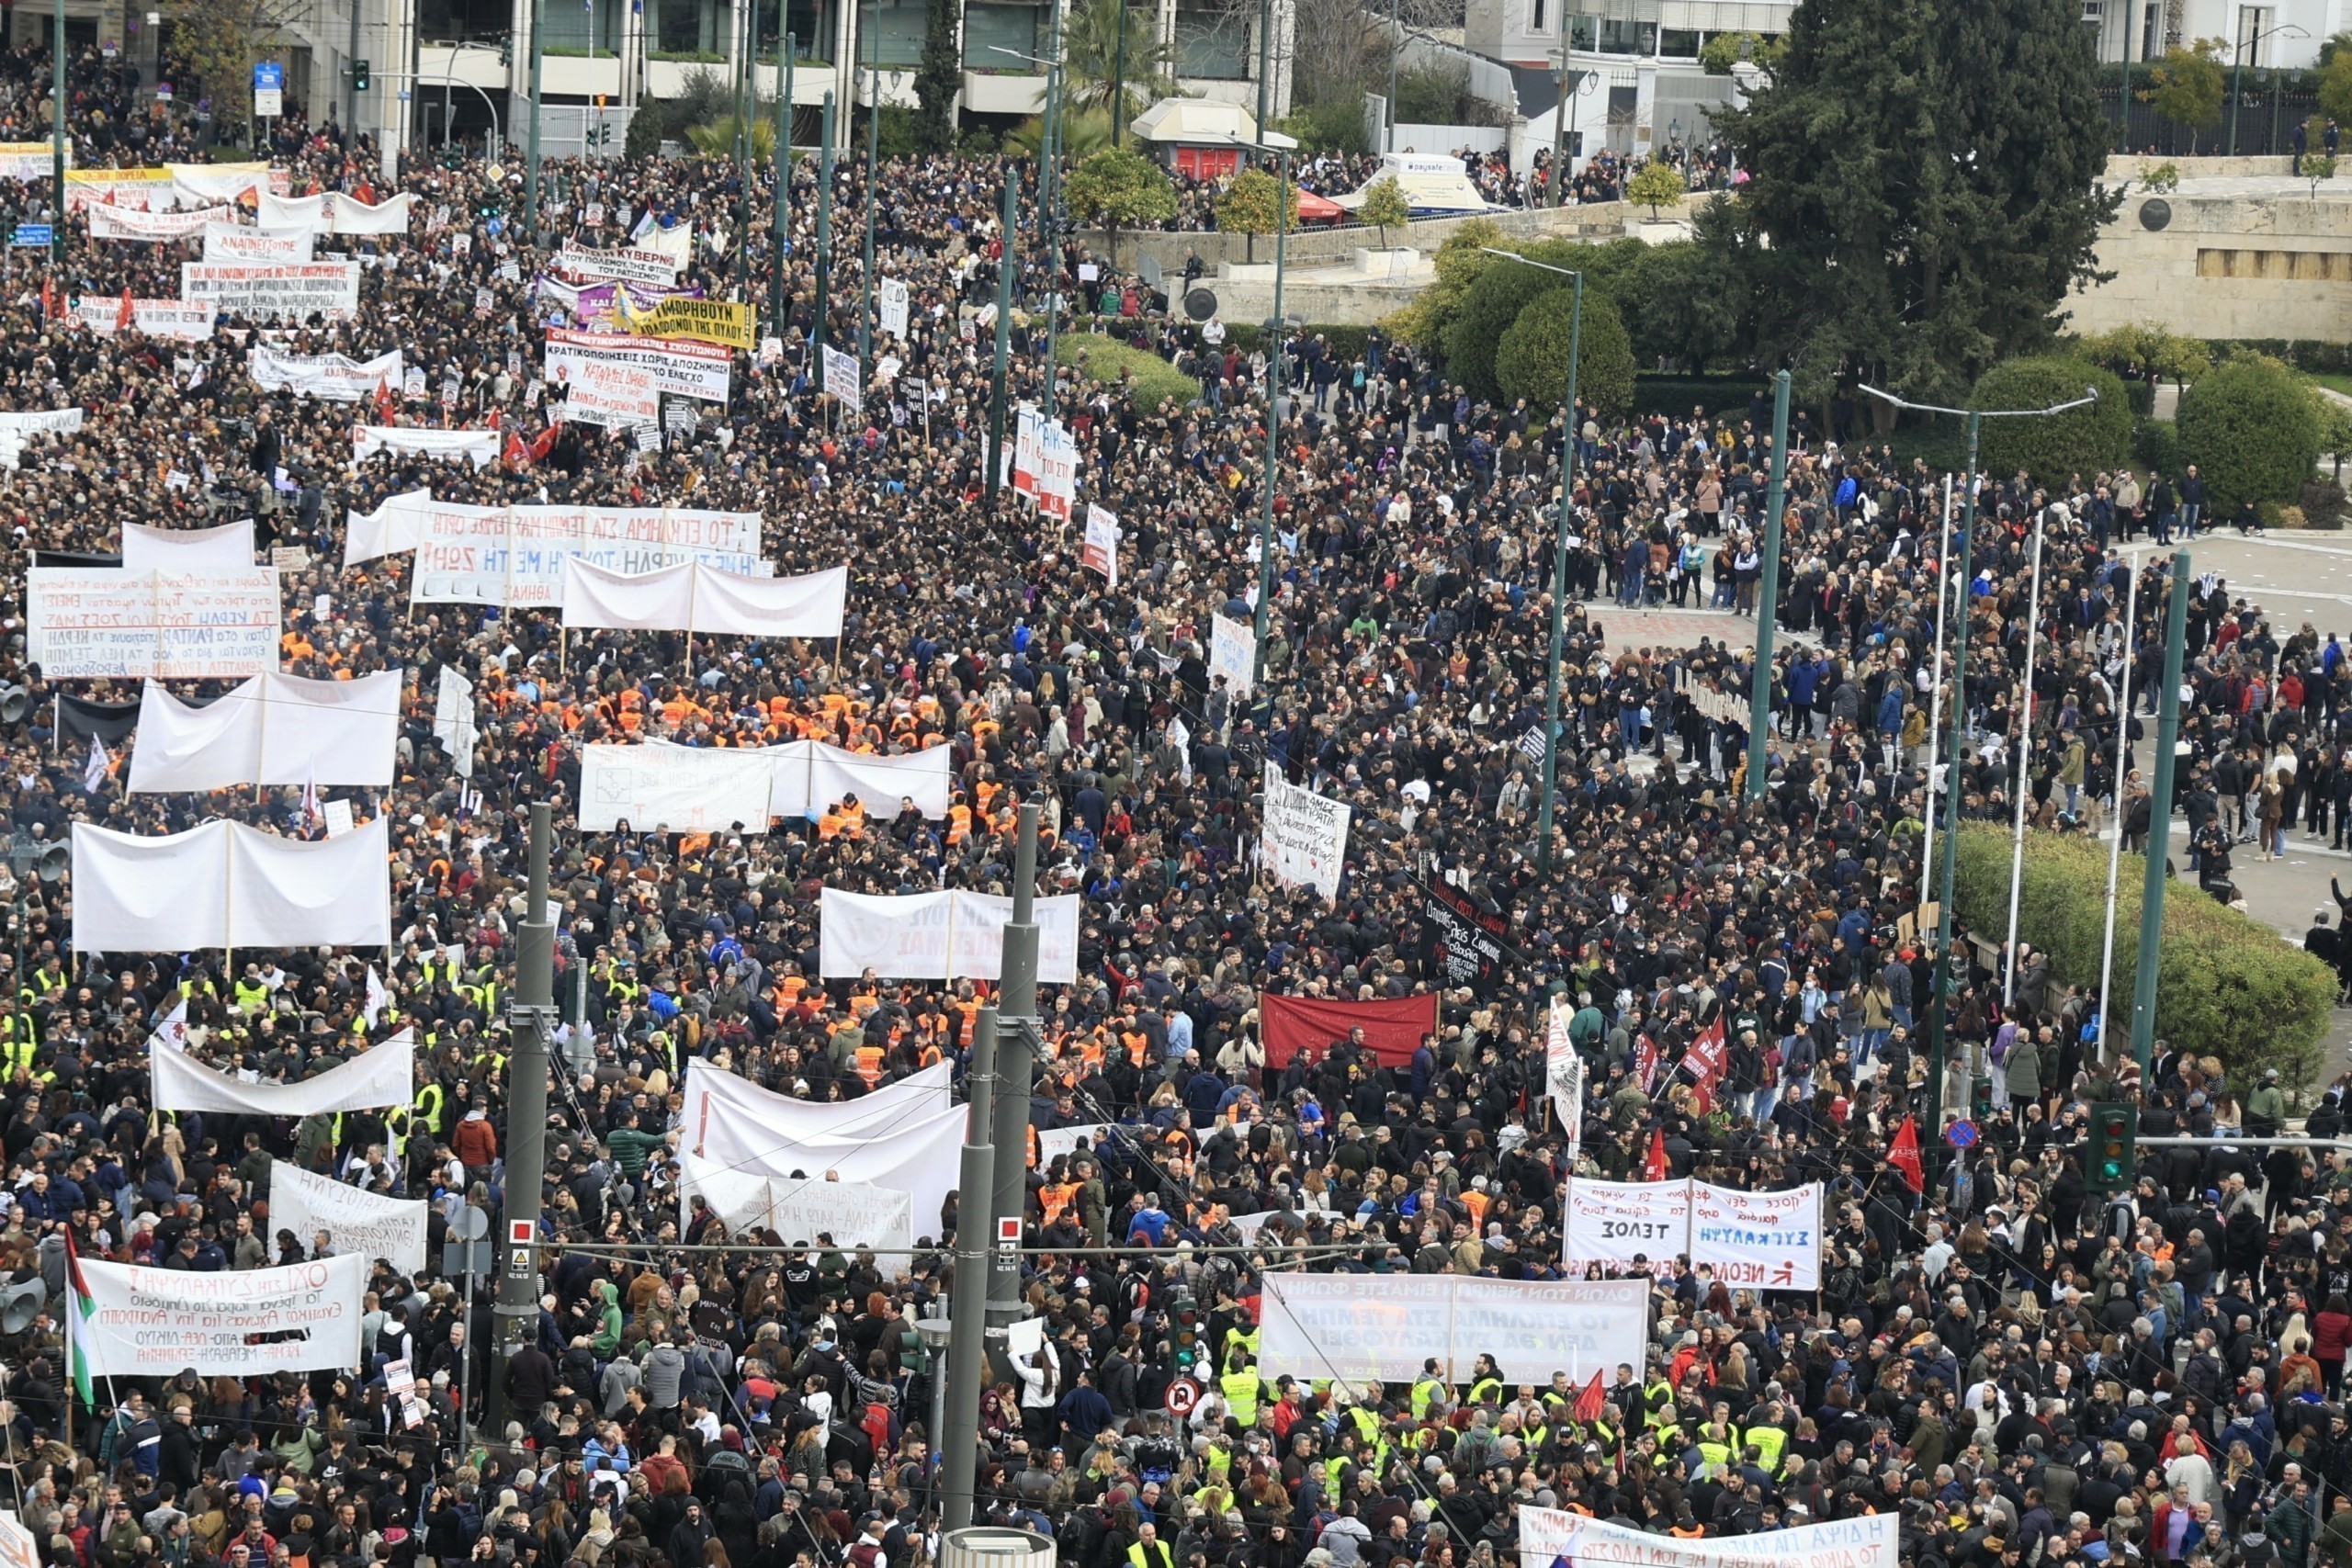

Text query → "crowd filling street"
[0,49,2348,1568]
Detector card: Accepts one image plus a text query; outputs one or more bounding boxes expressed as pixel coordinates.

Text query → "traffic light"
[1171,1291,1201,1370]
[498,38,512,66]
[2086,1101,2138,1194]
[351,58,370,91]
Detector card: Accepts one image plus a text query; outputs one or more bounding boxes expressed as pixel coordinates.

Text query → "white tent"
[1333,152,1500,215]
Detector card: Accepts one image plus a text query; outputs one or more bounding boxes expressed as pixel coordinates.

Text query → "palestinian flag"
[63,1229,94,1407]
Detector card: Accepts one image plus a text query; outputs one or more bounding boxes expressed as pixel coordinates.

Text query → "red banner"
[1261,992,1439,1068]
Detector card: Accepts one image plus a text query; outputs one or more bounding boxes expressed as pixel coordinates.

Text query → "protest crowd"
[0,54,2340,1568]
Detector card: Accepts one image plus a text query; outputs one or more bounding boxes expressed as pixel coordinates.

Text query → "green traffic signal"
[352,58,370,91]
[2086,1101,2137,1194]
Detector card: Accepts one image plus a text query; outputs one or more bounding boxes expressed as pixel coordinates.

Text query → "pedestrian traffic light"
[351,59,370,91]
[1171,1291,1201,1368]
[2086,1101,2138,1193]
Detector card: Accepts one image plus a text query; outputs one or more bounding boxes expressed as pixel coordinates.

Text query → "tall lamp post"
[1227,135,1295,693]
[991,44,1069,417]
[2229,22,2305,155]
[1856,380,2098,1162]
[1477,247,1580,872]
[857,2,879,367]
[1743,368,1790,803]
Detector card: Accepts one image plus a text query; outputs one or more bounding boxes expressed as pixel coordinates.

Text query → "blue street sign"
[253,62,283,91]
[11,225,51,248]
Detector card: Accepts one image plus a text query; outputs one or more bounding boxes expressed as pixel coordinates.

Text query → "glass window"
[1531,0,1545,34]
[863,0,925,65]
[539,0,621,53]
[654,0,726,58]
[965,4,1041,67]
[785,0,834,62]
[1657,27,1698,55]
[1566,14,1597,49]
[1595,16,1653,52]
[1174,4,1248,77]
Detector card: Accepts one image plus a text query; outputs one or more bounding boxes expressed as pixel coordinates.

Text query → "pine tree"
[913,0,964,152]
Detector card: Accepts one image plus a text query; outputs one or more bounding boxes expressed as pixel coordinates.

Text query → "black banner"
[57,694,139,746]
[1418,878,1511,997]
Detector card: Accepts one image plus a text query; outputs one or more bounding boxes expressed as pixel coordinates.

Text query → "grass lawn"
[1057,333,1196,411]
[2307,371,2352,400]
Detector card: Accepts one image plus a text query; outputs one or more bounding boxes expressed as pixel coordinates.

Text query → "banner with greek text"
[1083,505,1119,588]
[250,346,401,401]
[1259,765,1351,898]
[64,169,174,210]
[179,261,361,321]
[1519,1506,1897,1568]
[822,344,862,406]
[204,223,312,262]
[1445,1277,1646,1383]
[1689,1179,1822,1292]
[556,239,683,288]
[352,425,501,467]
[28,568,279,679]
[1255,1271,1454,1385]
[86,203,231,241]
[0,141,62,180]
[1547,997,1583,1156]
[266,1160,428,1272]
[1037,419,1077,523]
[75,1253,367,1378]
[73,298,218,340]
[545,326,730,426]
[1210,614,1256,696]
[408,503,764,607]
[628,296,754,350]
[1564,1178,1690,1276]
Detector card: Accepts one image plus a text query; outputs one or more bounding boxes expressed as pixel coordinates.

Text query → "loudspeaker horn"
[35,843,67,883]
[0,1277,48,1335]
[0,685,27,725]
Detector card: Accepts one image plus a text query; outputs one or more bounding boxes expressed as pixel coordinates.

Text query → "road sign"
[253,61,283,118]
[507,1218,534,1245]
[10,225,50,249]
[995,1215,1020,1251]
[1164,1378,1201,1416]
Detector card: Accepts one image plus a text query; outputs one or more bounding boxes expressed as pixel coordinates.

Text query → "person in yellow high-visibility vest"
[1126,1523,1175,1568]
[1218,1348,1265,1428]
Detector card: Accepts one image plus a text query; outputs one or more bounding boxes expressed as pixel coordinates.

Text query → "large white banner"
[28,569,279,680]
[1211,614,1257,697]
[677,1154,915,1250]
[204,224,312,263]
[154,1032,412,1115]
[410,503,766,607]
[560,558,846,637]
[545,326,730,426]
[180,261,361,321]
[1566,1179,1691,1275]
[1256,1275,1646,1386]
[352,425,501,467]
[324,192,414,235]
[579,743,777,833]
[86,202,232,241]
[1690,1180,1823,1292]
[1259,766,1351,898]
[780,740,953,821]
[74,298,219,340]
[817,889,1081,984]
[73,817,391,953]
[1520,1508,1898,1568]
[250,346,401,401]
[268,1160,427,1271]
[433,664,478,780]
[556,240,683,288]
[689,1100,966,1245]
[167,162,277,208]
[120,520,254,572]
[74,1254,367,1378]
[680,1060,953,1158]
[128,671,401,792]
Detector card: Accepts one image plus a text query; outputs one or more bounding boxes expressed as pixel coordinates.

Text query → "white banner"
[1083,504,1119,589]
[433,663,478,780]
[325,192,414,235]
[73,298,218,340]
[267,1160,428,1271]
[650,737,951,822]
[86,202,232,241]
[203,223,312,262]
[74,1254,367,1378]
[127,671,401,792]
[1690,1180,1822,1292]
[1260,765,1351,899]
[1036,1123,1111,1167]
[1012,403,1042,496]
[817,888,1081,983]
[1255,1274,1646,1386]
[258,191,327,227]
[250,346,401,401]
[1547,996,1583,1157]
[73,817,391,953]
[686,1101,965,1246]
[352,426,501,467]
[28,568,279,680]
[120,520,254,571]
[0,141,62,180]
[545,327,729,427]
[556,240,682,288]
[412,505,768,607]
[1565,1179,1690,1276]
[822,344,862,406]
[153,1031,411,1114]
[168,162,277,209]
[681,1060,952,1158]
[180,261,361,321]
[579,743,777,833]
[878,277,910,340]
[560,558,844,637]
[1037,420,1078,523]
[1211,614,1257,697]
[769,1178,913,1250]
[1520,1508,1897,1568]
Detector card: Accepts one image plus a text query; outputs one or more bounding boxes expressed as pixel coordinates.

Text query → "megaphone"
[34,843,66,884]
[0,1276,48,1336]
[0,684,28,725]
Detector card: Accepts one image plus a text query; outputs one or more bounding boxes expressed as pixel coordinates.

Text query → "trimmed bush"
[2176,355,2324,512]
[1056,333,1195,411]
[2134,417,2180,475]
[1950,821,2335,1092]
[1494,288,1637,418]
[1970,357,2132,483]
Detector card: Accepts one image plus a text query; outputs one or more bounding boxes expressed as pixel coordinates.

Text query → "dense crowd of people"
[0,55,2337,1568]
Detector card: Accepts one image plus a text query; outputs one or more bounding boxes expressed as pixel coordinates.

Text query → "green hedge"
[1971,357,2133,483]
[2211,339,2352,376]
[1216,323,1375,363]
[1632,375,1763,419]
[1056,333,1196,411]
[2176,355,2323,512]
[1495,286,1636,416]
[1950,821,2335,1090]
[2134,416,2180,474]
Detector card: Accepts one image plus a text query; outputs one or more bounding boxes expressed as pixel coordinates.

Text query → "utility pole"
[2131,549,2191,1076]
[50,0,62,264]
[525,0,544,230]
[486,802,555,1439]
[1253,0,1271,146]
[347,0,363,144]
[1250,146,1290,690]
[772,32,794,333]
[1742,368,1790,803]
[857,5,878,367]
[985,806,1042,1327]
[985,169,1017,500]
[813,91,834,363]
[1112,0,1128,149]
[1923,412,1981,1156]
[940,1003,998,1530]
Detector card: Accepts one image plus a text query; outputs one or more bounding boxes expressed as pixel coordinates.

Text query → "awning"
[1295,188,1345,222]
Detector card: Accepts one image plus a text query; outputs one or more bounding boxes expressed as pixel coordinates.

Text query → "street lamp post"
[858,3,879,367]
[990,43,1067,417]
[772,31,794,333]
[1856,379,2098,1161]
[814,90,834,363]
[2230,22,2305,155]
[1743,368,1790,803]
[1478,247,1581,871]
[1221,136,1295,693]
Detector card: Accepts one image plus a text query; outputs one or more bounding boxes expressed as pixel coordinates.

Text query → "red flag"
[40,277,55,322]
[115,288,133,333]
[486,407,502,431]
[1633,1032,1659,1093]
[1643,1127,1668,1182]
[1573,1369,1606,1425]
[1680,1015,1729,1089]
[529,423,562,462]
[374,377,396,423]
[502,430,527,468]
[1888,1114,1925,1194]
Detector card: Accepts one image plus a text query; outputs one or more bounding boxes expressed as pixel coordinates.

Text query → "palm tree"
[1057,0,1174,121]
[1002,105,1115,157]
[684,113,777,162]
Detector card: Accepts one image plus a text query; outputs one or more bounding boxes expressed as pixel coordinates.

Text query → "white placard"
[1083,504,1119,589]
[28,568,279,680]
[179,261,360,321]
[203,223,312,262]
[267,1160,428,1272]
[1547,996,1583,1156]
[1566,1178,1691,1276]
[73,1253,367,1378]
[822,344,862,406]
[578,743,777,833]
[433,663,478,779]
[878,277,910,339]
[250,345,401,401]
[1690,1179,1823,1292]
[86,202,232,241]
[817,888,1082,983]
[1520,1507,1897,1568]
[1035,1123,1111,1167]
[323,798,356,838]
[1210,614,1257,697]
[1259,765,1350,898]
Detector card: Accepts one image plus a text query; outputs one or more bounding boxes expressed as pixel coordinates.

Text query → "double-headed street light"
[1477,247,1581,873]
[2230,22,2307,156]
